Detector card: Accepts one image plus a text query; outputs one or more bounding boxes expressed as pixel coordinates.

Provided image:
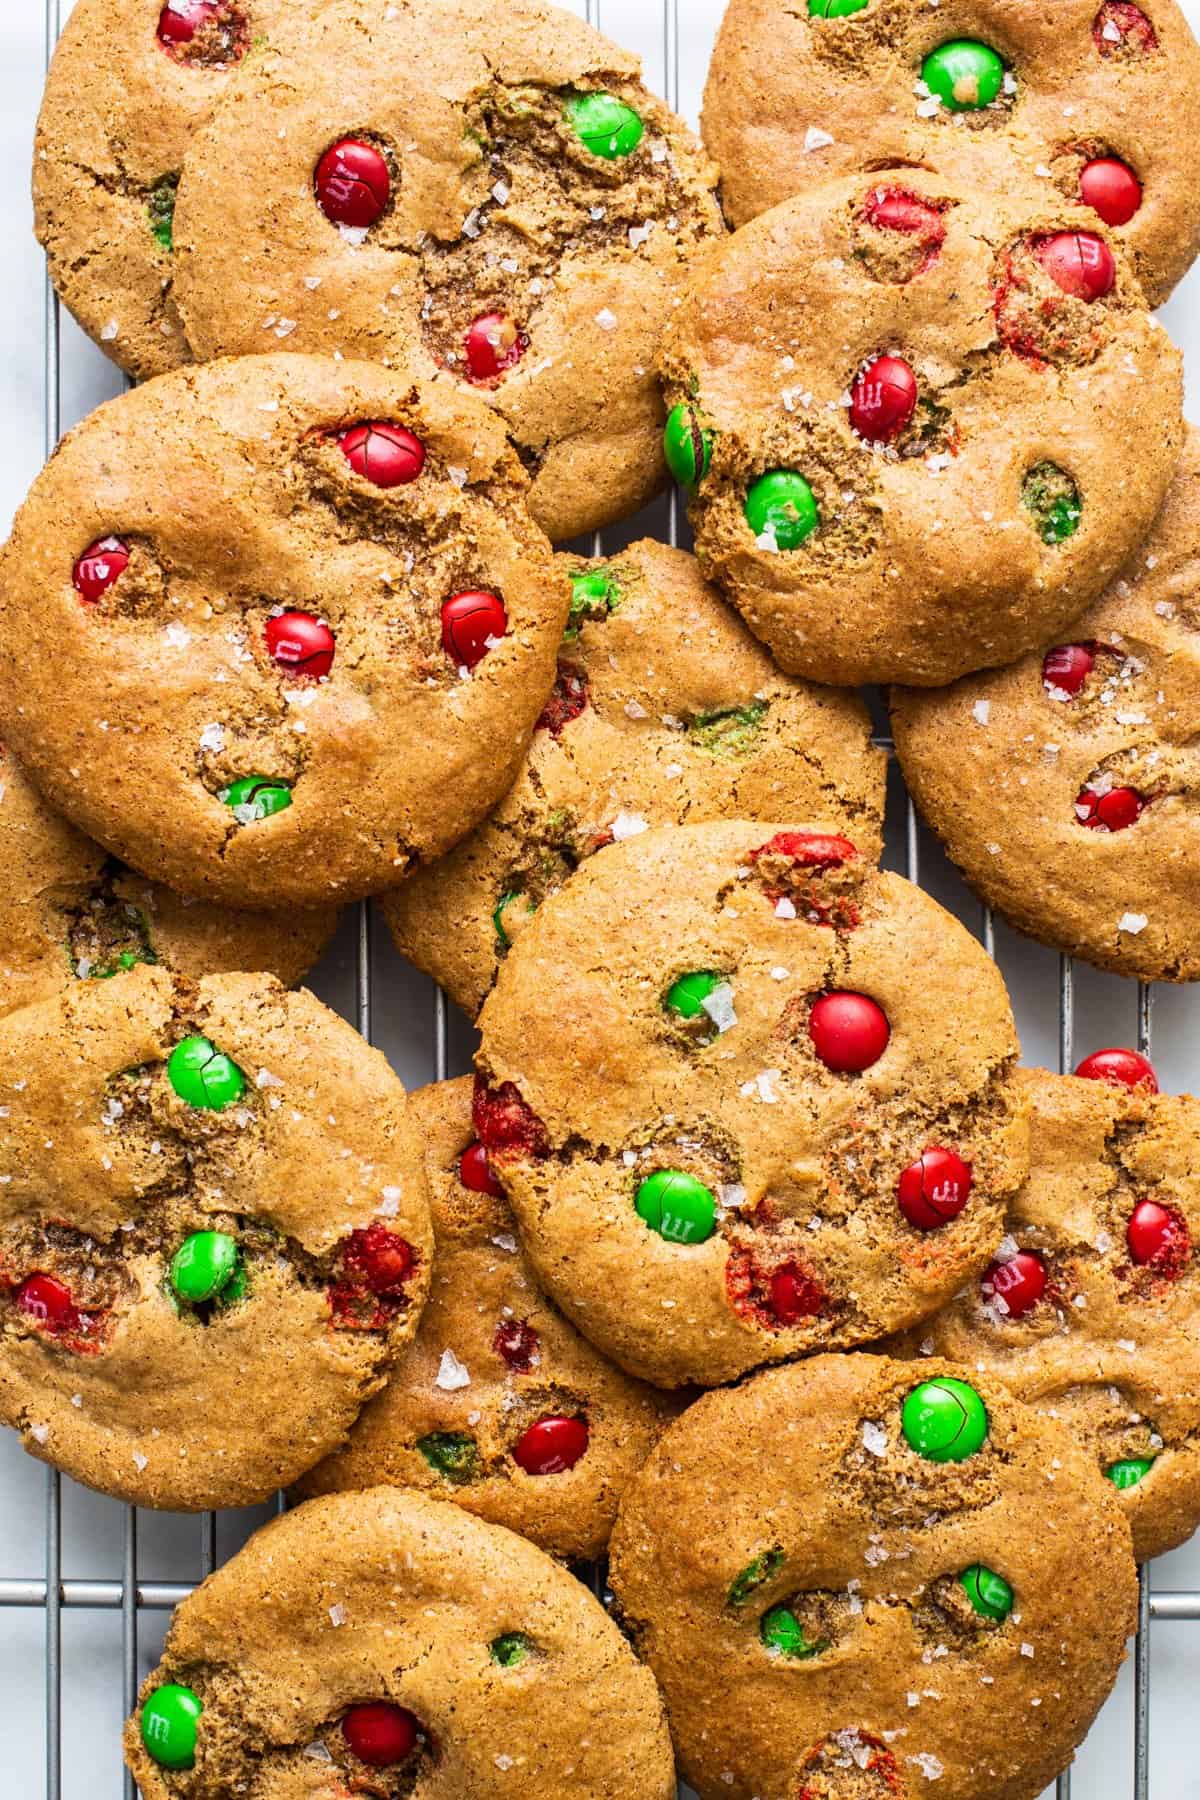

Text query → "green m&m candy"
[760,1603,822,1658]
[635,1169,717,1244]
[568,570,619,632]
[494,890,536,951]
[664,404,713,490]
[1022,462,1082,545]
[728,1547,785,1608]
[565,91,645,159]
[665,970,722,1019]
[1107,1456,1155,1490]
[141,1683,203,1770]
[417,1431,480,1484]
[490,1631,531,1668]
[744,471,820,550]
[959,1564,1014,1621]
[901,1377,989,1462]
[169,1231,242,1306]
[810,0,869,14]
[167,1036,246,1111]
[922,40,1006,112]
[221,776,293,823]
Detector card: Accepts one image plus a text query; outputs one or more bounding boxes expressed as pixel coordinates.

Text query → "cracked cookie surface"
[170,0,724,543]
[892,424,1200,980]
[609,1353,1136,1800]
[661,167,1182,687]
[0,353,565,909]
[0,745,336,1017]
[296,1076,675,1560]
[383,541,887,1018]
[124,1486,676,1798]
[702,0,1200,307]
[896,1066,1200,1562]
[35,0,321,381]
[0,965,433,1510]
[474,819,1028,1389]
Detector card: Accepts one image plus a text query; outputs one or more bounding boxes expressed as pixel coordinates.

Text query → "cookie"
[383,540,887,1018]
[34,2,327,382]
[0,354,565,910]
[473,819,1028,1389]
[297,1077,675,1560]
[0,745,336,1017]
[898,1062,1200,1562]
[0,966,433,1510]
[702,0,1200,307]
[169,0,725,543]
[609,1353,1136,1800]
[892,423,1200,980]
[660,168,1183,687]
[125,1485,676,1797]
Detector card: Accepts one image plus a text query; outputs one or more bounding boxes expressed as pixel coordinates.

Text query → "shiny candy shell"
[337,422,425,487]
[808,992,890,1074]
[167,1036,246,1110]
[315,139,390,229]
[441,590,507,670]
[342,1701,419,1767]
[459,1141,505,1197]
[635,1169,717,1244]
[849,354,918,443]
[897,1147,972,1231]
[982,1249,1047,1319]
[1075,1047,1159,1091]
[141,1684,203,1770]
[1036,232,1117,302]
[901,1377,989,1462]
[265,610,335,679]
[73,536,129,604]
[513,1414,589,1475]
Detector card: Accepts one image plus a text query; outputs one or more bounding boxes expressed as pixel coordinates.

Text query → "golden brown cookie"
[702,0,1200,307]
[0,967,433,1510]
[0,745,336,1017]
[35,0,320,381]
[610,1353,1136,1800]
[383,541,887,1018]
[297,1077,675,1560]
[898,1063,1200,1563]
[125,1486,677,1797]
[169,0,724,543]
[0,354,565,910]
[660,168,1183,686]
[474,820,1028,1389]
[892,424,1200,980]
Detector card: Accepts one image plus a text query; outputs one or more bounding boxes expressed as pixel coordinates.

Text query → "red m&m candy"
[898,1148,972,1231]
[1035,232,1117,301]
[513,1415,589,1476]
[265,611,335,679]
[441,591,507,670]
[1127,1199,1190,1274]
[73,537,130,604]
[459,1141,505,1197]
[1075,1047,1159,1091]
[1042,643,1095,697]
[750,831,857,869]
[16,1274,82,1336]
[342,1223,414,1295]
[342,1702,419,1767]
[982,1249,1047,1318]
[315,139,391,229]
[809,992,890,1073]
[337,423,425,487]
[494,1319,540,1372]
[861,187,946,274]
[849,354,918,443]
[1075,785,1145,831]
[1080,158,1142,227]
[768,1264,825,1325]
[464,314,527,382]
[1093,1,1158,56]
[157,0,219,45]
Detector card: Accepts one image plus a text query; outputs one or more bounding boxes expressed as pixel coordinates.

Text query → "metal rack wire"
[12,0,1197,1794]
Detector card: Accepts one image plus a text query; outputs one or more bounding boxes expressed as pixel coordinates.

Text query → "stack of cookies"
[7,1,1199,1795]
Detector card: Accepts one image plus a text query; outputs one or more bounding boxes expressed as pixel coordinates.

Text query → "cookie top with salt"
[893,424,1200,981]
[171,0,724,542]
[702,0,1200,306]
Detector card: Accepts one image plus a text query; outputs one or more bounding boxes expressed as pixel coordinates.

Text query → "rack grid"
[12,0,1198,1794]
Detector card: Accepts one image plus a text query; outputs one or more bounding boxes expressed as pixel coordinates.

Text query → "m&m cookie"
[893,426,1200,981]
[902,1063,1200,1562]
[0,966,433,1510]
[0,354,565,909]
[474,820,1028,1388]
[660,169,1182,687]
[126,1487,676,1796]
[170,0,725,541]
[298,1077,675,1560]
[610,1354,1136,1800]
[384,541,886,1017]
[703,0,1200,305]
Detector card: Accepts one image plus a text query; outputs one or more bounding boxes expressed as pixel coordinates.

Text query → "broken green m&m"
[565,91,645,159]
[959,1564,1014,1621]
[745,471,820,549]
[664,404,713,490]
[169,1231,243,1306]
[221,776,293,823]
[167,1036,246,1111]
[901,1377,989,1462]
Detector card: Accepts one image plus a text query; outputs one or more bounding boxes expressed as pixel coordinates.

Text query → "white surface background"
[2,0,1199,1794]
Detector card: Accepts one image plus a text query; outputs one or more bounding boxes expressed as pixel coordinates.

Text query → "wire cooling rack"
[5,0,1200,1794]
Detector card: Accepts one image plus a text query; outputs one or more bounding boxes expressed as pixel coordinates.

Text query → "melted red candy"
[1042,642,1096,697]
[748,831,857,869]
[472,1077,550,1160]
[341,1224,415,1295]
[536,665,589,737]
[493,1318,540,1372]
[861,187,946,275]
[1127,1199,1190,1278]
[73,537,130,605]
[1093,1,1158,56]
[458,1141,505,1196]
[1075,785,1145,831]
